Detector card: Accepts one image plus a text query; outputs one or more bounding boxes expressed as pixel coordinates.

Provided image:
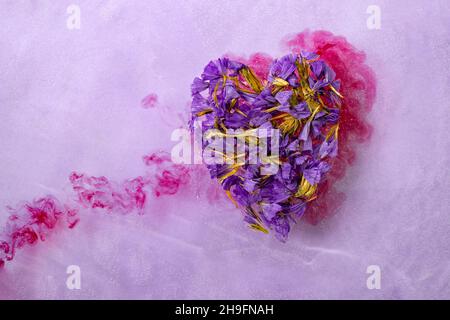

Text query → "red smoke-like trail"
[0,152,192,268]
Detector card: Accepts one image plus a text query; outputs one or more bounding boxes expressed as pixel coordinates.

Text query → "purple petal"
[275,90,292,105]
[303,166,321,185]
[261,203,281,221]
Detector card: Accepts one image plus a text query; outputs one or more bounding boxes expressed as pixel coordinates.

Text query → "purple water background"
[0,0,449,299]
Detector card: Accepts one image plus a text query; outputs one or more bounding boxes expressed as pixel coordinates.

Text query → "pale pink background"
[0,0,449,299]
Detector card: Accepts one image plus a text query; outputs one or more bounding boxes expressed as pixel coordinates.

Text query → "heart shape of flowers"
[191,52,343,241]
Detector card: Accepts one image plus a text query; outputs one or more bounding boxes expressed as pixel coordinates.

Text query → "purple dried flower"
[269,54,297,81]
[191,52,342,241]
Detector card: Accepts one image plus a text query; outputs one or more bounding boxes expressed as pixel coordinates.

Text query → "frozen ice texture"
[0,0,449,299]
